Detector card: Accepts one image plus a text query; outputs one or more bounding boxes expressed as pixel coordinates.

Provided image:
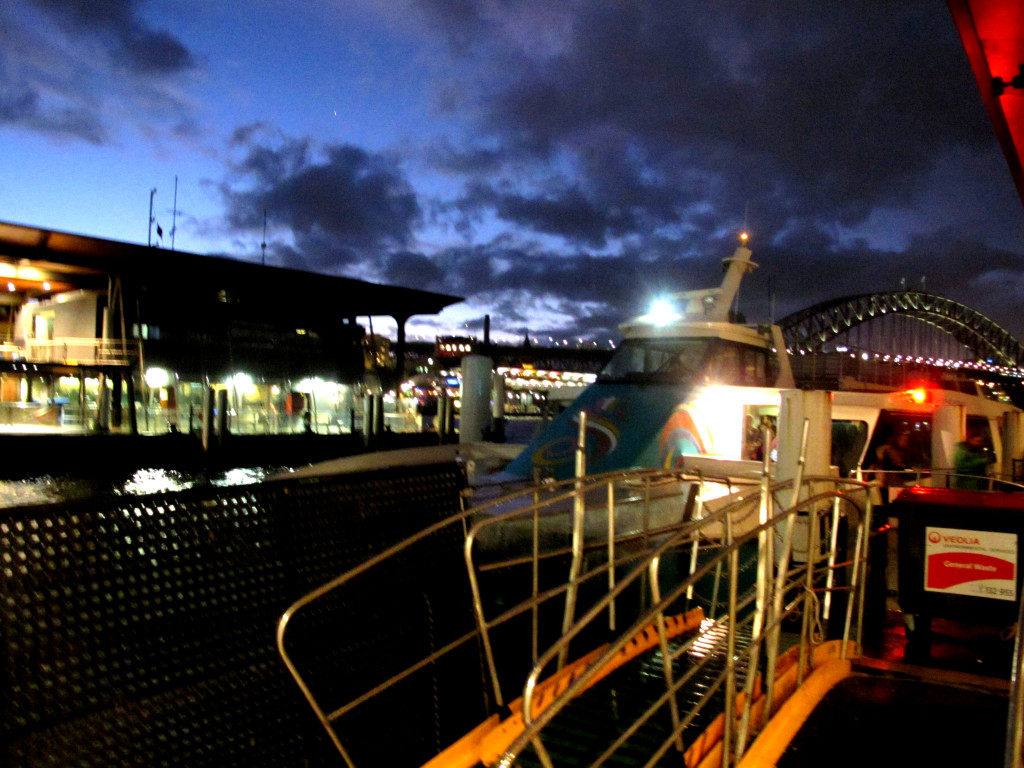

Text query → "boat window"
[832,420,868,477]
[743,347,770,386]
[958,379,978,395]
[709,343,741,383]
[706,342,772,386]
[743,408,777,461]
[598,338,713,383]
[599,337,773,386]
[980,382,1012,403]
[864,410,931,475]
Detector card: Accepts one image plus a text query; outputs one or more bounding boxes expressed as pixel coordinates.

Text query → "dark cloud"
[29,0,195,74]
[426,138,507,175]
[390,0,1024,344]
[221,129,421,271]
[420,0,999,240]
[493,189,631,248]
[0,0,196,143]
[384,250,446,290]
[0,81,107,143]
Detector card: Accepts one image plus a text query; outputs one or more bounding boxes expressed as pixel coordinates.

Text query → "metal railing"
[277,448,878,767]
[463,469,871,767]
[23,337,135,366]
[867,467,1024,495]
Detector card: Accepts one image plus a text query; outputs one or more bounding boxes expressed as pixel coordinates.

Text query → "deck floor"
[777,606,1012,767]
[777,673,1007,767]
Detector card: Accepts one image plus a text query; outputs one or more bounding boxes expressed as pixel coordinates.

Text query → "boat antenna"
[171,176,179,251]
[148,188,156,246]
[261,209,267,266]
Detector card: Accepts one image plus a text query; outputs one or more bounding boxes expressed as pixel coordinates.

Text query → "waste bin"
[893,486,1024,644]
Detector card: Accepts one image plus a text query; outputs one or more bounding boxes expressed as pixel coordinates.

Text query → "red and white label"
[924,527,1017,600]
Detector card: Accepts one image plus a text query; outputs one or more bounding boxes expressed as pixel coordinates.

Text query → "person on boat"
[744,415,763,460]
[953,429,997,490]
[874,430,911,486]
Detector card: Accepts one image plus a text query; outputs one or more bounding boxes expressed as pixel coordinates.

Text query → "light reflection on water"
[0,417,542,510]
[0,466,292,509]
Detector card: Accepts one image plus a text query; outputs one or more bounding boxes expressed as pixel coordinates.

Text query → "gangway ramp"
[278,464,892,767]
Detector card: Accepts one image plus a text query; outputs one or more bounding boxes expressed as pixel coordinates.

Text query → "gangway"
[276,459,1023,767]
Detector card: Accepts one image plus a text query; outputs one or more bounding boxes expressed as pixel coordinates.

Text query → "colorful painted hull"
[504,382,708,480]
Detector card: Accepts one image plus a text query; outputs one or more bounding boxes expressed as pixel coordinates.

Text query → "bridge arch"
[777,291,1024,368]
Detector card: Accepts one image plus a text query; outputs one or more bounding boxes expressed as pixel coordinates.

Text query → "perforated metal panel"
[0,462,468,767]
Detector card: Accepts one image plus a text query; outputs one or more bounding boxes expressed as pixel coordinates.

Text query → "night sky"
[2,1,1022,346]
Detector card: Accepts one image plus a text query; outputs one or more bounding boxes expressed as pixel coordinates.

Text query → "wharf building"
[0,220,462,440]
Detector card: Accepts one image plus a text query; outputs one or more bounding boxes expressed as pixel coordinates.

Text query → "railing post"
[649,554,684,752]
[722,513,739,768]
[607,479,616,632]
[559,411,588,667]
[738,430,776,752]
[1004,588,1024,768]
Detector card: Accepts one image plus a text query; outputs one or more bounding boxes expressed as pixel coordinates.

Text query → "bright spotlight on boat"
[646,299,680,327]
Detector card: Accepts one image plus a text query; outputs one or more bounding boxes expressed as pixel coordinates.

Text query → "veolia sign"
[924,526,1017,601]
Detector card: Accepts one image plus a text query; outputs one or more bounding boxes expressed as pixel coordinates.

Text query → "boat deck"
[778,672,1006,767]
[771,609,1011,767]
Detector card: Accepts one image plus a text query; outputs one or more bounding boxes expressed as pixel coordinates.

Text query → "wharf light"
[145,367,169,388]
[230,372,256,397]
[297,377,327,394]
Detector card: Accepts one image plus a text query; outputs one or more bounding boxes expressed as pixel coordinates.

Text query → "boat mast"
[708,232,758,323]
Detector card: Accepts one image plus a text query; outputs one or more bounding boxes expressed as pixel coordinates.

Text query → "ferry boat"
[499,235,1024,497]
